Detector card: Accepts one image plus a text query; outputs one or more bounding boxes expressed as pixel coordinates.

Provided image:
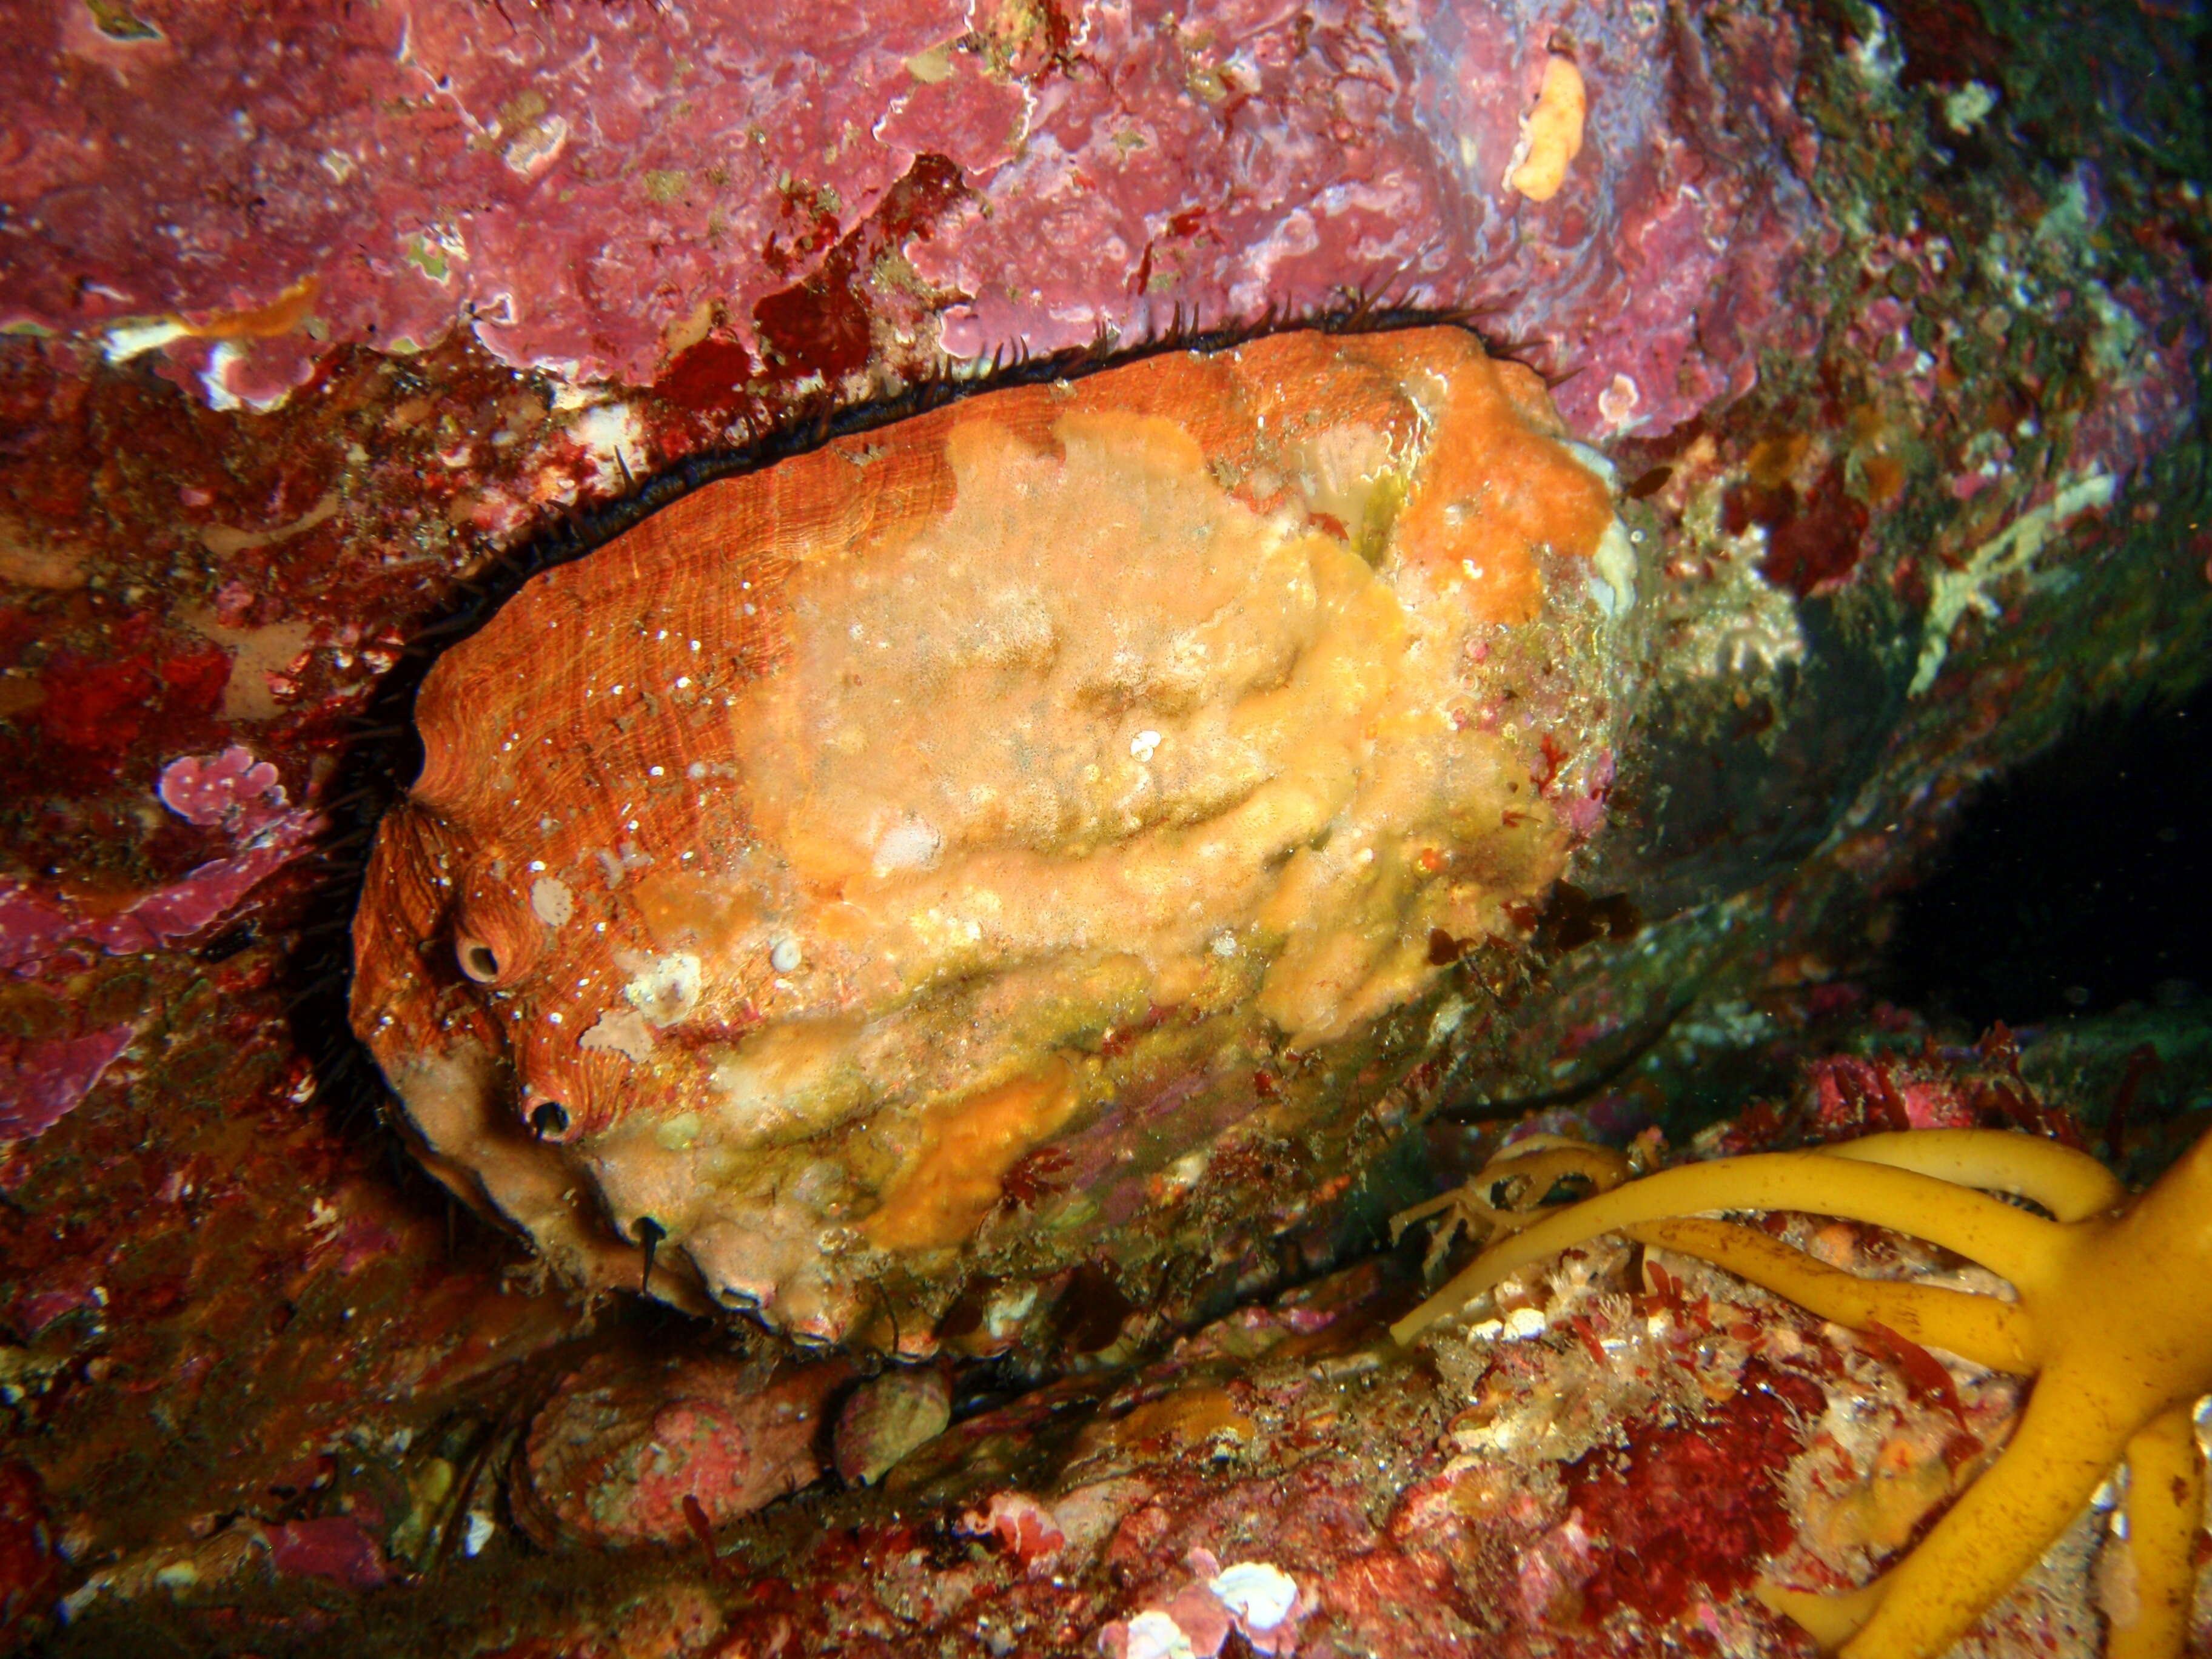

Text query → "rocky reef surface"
[1,0,2208,1652]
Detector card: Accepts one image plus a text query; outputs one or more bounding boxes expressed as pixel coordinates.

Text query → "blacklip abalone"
[350,326,1637,1351]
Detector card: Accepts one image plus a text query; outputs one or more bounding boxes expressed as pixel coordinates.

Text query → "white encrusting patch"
[871,814,943,876]
[1589,518,1638,619]
[618,950,702,1027]
[1208,1561,1301,1631]
[103,317,193,364]
[580,1007,655,1062]
[570,401,649,493]
[530,876,575,927]
[1910,472,2116,695]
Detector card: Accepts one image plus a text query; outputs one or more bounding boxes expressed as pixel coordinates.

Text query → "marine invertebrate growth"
[351,326,1634,1350]
[1393,1127,2212,1658]
[1505,55,1587,203]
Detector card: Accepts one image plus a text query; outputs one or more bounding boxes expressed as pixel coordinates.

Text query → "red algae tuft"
[0,1462,59,1649]
[1564,1359,1826,1622]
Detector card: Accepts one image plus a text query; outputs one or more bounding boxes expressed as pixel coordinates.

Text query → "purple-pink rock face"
[6,0,1817,434]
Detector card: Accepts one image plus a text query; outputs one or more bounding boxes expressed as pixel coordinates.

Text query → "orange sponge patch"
[1507,56,1587,203]
[863,1061,1082,1252]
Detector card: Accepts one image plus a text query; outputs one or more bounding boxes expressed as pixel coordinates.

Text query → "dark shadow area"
[1882,677,2212,1028]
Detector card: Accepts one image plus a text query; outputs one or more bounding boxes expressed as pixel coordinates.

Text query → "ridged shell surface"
[351,326,1629,1350]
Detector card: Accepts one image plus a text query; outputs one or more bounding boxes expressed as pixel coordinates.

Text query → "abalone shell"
[350,326,1631,1351]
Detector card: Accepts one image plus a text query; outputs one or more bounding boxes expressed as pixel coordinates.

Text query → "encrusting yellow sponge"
[1391,1125,2212,1659]
[1506,55,1586,202]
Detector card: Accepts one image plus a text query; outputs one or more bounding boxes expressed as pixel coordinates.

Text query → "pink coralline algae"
[511,1350,851,1549]
[0,774,318,1144]
[961,1491,1070,1574]
[1704,1034,2085,1155]
[258,1514,390,1593]
[6,0,1818,434]
[1099,1552,1310,1658]
[0,1025,133,1145]
[154,745,287,834]
[0,806,320,976]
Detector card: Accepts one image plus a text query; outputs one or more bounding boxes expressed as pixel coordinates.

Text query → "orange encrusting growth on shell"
[862,1060,1081,1252]
[351,326,1624,1346]
[1369,334,1614,622]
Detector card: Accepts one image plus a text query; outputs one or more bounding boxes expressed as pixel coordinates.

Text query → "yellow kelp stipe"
[1391,1127,2212,1659]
